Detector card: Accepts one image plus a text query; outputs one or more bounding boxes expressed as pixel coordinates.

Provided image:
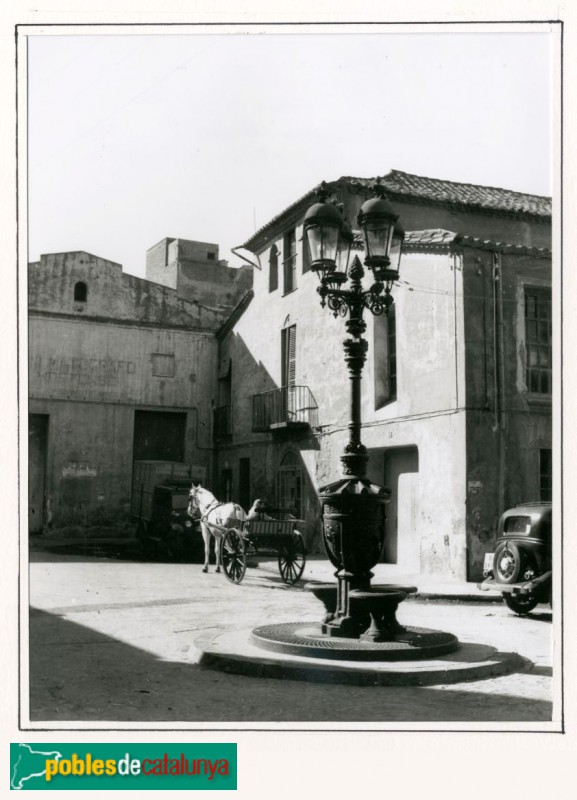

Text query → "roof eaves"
[396,229,552,257]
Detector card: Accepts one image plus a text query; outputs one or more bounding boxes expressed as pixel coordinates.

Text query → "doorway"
[133,411,187,462]
[29,414,49,533]
[383,446,419,570]
[239,458,251,511]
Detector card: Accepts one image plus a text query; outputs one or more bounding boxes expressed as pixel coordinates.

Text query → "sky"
[27,28,554,277]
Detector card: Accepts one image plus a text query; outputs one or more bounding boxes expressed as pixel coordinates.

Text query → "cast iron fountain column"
[249,181,458,661]
[310,256,406,641]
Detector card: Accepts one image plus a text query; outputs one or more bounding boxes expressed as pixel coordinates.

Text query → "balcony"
[213,405,232,440]
[252,385,319,434]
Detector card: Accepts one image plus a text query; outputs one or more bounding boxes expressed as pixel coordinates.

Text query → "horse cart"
[220,508,307,585]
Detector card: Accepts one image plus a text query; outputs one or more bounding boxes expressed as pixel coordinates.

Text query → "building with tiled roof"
[215,171,552,582]
[242,170,551,254]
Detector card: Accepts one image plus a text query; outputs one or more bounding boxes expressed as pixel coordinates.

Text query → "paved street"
[28,549,555,724]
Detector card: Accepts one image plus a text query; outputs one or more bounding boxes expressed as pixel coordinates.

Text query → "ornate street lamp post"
[302,180,411,641]
[251,179,457,660]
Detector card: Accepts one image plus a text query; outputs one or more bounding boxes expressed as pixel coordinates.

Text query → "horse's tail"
[233,504,247,521]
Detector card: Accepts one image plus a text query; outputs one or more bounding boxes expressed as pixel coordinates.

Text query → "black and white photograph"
[18,19,561,731]
[3,6,574,792]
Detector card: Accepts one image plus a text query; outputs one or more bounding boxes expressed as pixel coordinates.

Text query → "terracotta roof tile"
[402,229,551,256]
[241,170,551,251]
[403,229,459,246]
[350,170,551,218]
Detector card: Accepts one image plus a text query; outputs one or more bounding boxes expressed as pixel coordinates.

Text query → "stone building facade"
[145,237,253,312]
[212,171,552,581]
[28,250,227,532]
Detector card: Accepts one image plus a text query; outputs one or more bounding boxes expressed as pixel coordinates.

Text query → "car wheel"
[493,541,525,584]
[503,593,540,615]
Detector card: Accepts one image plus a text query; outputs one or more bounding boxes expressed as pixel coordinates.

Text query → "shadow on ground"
[28,608,552,724]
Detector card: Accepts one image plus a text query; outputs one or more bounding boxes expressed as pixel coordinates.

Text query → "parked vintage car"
[478,502,552,615]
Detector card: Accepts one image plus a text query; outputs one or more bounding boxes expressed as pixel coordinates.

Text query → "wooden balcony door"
[281,325,297,422]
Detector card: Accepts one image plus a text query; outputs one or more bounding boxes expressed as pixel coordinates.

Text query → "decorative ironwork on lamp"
[302,177,408,637]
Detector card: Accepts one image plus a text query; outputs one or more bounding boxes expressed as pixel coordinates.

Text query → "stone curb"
[196,629,531,687]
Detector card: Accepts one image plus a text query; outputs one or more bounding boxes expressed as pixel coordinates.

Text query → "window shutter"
[281,325,297,388]
[287,325,296,386]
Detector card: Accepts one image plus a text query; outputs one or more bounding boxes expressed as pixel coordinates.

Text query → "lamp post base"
[308,583,417,641]
[250,621,459,661]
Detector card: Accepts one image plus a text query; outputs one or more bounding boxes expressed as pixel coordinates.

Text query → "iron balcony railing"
[213,405,232,439]
[252,385,319,433]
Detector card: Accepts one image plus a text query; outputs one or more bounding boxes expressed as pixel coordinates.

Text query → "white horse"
[188,485,247,573]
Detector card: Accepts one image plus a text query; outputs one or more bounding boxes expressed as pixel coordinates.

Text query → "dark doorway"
[133,411,187,462]
[220,468,233,502]
[29,414,49,534]
[239,458,251,511]
[277,449,303,518]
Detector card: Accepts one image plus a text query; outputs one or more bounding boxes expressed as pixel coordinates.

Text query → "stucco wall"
[28,252,220,525]
[29,317,217,408]
[29,314,217,522]
[217,191,550,580]
[145,239,176,289]
[216,229,469,576]
[29,251,225,331]
[145,238,253,311]
[462,248,552,579]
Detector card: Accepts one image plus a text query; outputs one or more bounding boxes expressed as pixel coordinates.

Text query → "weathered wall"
[29,315,217,523]
[29,252,220,526]
[216,227,469,576]
[145,239,176,289]
[145,238,253,311]
[29,251,226,331]
[177,262,253,311]
[29,317,217,408]
[218,186,551,580]
[338,188,551,250]
[462,248,552,579]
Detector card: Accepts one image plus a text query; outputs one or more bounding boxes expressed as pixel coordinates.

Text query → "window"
[277,449,303,517]
[214,362,232,439]
[540,448,552,502]
[133,411,186,461]
[74,281,87,302]
[525,288,552,394]
[281,325,296,388]
[269,244,279,292]
[239,457,251,511]
[152,353,175,377]
[220,469,233,503]
[302,232,311,274]
[387,306,397,399]
[207,251,216,261]
[283,229,297,293]
[373,306,397,408]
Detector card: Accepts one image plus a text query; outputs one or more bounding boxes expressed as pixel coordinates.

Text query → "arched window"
[74,281,87,302]
[277,449,302,517]
[269,244,278,293]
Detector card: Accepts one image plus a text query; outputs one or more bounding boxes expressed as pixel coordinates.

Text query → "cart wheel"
[503,592,540,615]
[278,531,306,585]
[221,528,247,584]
